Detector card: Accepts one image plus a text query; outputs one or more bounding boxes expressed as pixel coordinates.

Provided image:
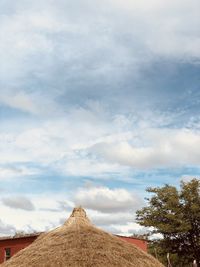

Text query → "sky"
[0,0,200,236]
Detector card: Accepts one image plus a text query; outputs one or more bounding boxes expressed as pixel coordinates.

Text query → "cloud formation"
[0,91,38,115]
[2,196,35,211]
[90,212,134,227]
[0,0,200,116]
[90,129,200,169]
[74,186,142,213]
[0,219,16,236]
[0,0,200,237]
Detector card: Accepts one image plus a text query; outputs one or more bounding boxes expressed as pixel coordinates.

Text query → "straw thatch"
[1,207,164,267]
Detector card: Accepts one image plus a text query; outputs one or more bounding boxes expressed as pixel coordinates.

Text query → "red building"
[0,233,39,264]
[116,235,147,252]
[0,233,147,264]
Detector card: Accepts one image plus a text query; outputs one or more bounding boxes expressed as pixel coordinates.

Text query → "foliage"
[136,178,200,266]
[148,240,193,267]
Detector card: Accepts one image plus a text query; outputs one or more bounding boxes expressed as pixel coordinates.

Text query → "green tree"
[136,178,200,267]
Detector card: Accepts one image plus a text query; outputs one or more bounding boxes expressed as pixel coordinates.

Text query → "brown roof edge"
[0,232,147,242]
[0,232,43,241]
[115,234,148,241]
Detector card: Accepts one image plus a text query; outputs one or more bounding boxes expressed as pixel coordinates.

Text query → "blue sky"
[0,0,200,235]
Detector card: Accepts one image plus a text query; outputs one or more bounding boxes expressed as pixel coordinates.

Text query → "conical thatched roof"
[1,207,164,267]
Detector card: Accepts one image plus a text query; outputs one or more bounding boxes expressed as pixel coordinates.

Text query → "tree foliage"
[136,178,200,266]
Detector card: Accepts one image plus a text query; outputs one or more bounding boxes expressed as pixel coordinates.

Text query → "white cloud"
[112,0,200,60]
[1,111,200,178]
[2,196,35,211]
[0,219,16,236]
[0,91,38,114]
[0,190,145,237]
[0,166,22,180]
[0,107,132,179]
[90,212,134,226]
[90,128,200,169]
[0,194,72,235]
[1,0,199,239]
[74,186,141,213]
[0,0,199,94]
[0,165,38,180]
[61,158,128,179]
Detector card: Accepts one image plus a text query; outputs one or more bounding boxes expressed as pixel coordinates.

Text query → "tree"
[136,178,200,266]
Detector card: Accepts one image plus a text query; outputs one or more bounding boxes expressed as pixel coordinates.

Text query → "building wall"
[117,236,147,252]
[0,236,38,264]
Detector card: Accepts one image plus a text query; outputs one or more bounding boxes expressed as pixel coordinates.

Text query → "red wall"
[116,236,147,252]
[0,236,37,264]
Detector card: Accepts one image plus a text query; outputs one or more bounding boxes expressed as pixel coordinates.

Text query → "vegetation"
[136,178,200,267]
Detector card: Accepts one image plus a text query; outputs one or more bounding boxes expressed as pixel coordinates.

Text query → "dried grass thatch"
[1,207,164,267]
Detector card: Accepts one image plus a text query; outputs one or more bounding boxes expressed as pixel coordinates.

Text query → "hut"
[0,207,164,267]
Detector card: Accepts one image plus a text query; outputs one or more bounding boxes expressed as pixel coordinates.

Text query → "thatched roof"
[1,207,164,267]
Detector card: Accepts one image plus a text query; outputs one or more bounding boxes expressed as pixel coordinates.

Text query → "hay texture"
[1,207,164,267]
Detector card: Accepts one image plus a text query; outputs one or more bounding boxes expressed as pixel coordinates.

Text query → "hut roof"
[1,207,164,267]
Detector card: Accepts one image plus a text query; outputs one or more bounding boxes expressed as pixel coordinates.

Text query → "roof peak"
[64,207,91,227]
[70,207,87,218]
